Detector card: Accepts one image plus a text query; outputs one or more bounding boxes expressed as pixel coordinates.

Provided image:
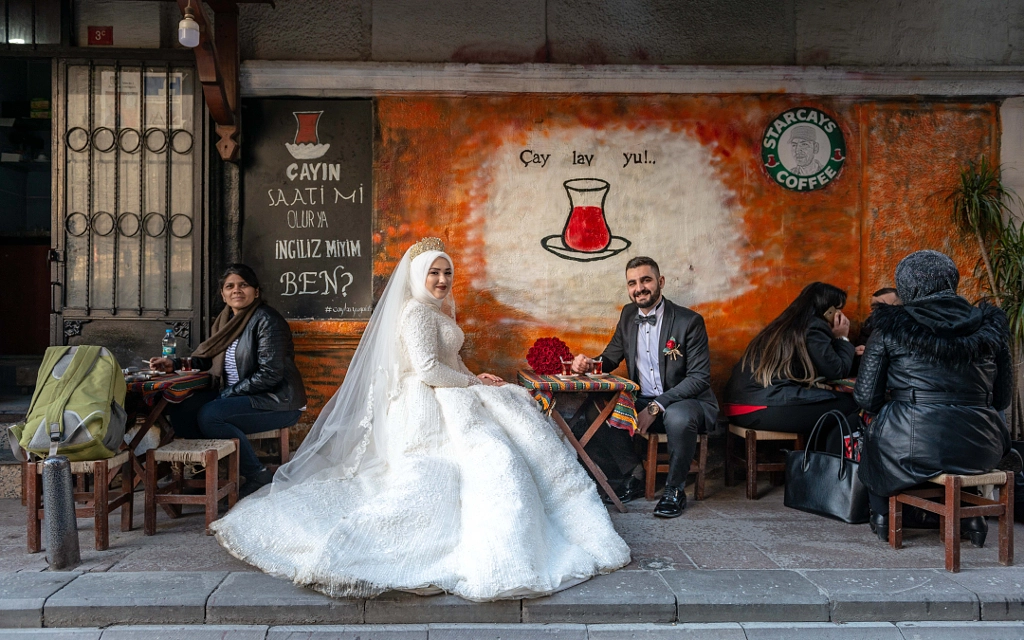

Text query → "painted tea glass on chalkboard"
[242,99,373,319]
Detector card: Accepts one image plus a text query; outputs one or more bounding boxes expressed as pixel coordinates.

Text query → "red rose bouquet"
[526,337,573,375]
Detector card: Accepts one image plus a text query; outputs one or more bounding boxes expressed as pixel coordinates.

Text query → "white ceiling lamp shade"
[178,1,201,48]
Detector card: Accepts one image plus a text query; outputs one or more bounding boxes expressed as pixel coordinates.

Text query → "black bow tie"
[635,314,657,326]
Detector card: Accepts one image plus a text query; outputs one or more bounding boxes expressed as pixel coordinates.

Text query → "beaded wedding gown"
[211,270,630,601]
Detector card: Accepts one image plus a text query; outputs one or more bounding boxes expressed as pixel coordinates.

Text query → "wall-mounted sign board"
[242,99,373,319]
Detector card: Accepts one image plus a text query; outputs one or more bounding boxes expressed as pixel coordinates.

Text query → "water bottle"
[161,329,176,359]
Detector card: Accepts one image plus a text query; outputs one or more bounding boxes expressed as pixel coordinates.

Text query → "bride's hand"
[477,373,506,387]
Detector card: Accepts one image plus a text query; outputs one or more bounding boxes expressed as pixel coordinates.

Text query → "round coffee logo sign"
[761,107,846,191]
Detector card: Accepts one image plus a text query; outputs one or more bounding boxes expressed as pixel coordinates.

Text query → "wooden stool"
[725,424,804,499]
[25,450,133,552]
[145,438,239,536]
[640,432,708,501]
[889,470,1014,573]
[246,426,292,470]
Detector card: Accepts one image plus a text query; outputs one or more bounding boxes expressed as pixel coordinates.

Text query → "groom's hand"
[636,408,656,435]
[571,354,592,374]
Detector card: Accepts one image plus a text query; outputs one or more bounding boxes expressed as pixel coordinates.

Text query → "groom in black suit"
[573,256,719,518]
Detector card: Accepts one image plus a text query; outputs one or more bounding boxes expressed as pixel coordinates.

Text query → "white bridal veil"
[271,242,454,492]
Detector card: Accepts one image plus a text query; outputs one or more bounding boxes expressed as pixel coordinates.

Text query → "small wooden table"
[124,371,212,489]
[517,370,640,513]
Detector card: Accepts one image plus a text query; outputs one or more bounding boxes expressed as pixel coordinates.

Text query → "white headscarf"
[410,250,455,317]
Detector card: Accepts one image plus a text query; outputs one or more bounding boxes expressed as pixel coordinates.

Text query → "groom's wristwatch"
[647,403,661,416]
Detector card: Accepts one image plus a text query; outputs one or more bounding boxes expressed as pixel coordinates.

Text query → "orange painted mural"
[292,95,997,420]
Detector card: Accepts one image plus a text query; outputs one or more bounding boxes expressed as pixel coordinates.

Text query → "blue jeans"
[168,391,301,477]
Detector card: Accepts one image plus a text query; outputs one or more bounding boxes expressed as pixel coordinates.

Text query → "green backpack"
[8,345,128,462]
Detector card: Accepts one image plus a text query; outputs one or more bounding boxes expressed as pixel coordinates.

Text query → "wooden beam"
[175,0,240,161]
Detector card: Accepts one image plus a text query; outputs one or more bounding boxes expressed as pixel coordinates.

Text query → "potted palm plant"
[947,157,1024,436]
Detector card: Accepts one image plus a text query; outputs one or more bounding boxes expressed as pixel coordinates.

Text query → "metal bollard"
[41,455,81,570]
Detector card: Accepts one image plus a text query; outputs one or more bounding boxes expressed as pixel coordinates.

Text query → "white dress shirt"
[636,300,665,403]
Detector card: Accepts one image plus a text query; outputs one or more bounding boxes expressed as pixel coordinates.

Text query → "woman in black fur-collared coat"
[855,250,1012,545]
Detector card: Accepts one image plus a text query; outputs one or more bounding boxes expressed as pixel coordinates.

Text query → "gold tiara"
[409,237,445,259]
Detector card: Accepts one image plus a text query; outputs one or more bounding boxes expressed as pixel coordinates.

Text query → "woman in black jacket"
[856,250,1011,546]
[150,264,307,497]
[724,282,858,434]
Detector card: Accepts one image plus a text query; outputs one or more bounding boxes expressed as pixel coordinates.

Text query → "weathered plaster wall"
[289,95,995,419]
[76,0,1024,66]
[239,0,1023,65]
[1001,98,1024,221]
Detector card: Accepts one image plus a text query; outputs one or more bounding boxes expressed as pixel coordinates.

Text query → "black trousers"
[729,393,858,435]
[574,395,705,491]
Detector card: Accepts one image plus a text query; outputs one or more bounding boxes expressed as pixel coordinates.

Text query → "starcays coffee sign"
[761,107,846,192]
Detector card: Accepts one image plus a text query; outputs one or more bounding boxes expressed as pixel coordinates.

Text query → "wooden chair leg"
[945,475,962,573]
[144,449,157,536]
[745,430,758,500]
[93,460,109,551]
[645,436,657,500]
[205,449,218,534]
[166,462,183,518]
[889,495,902,549]
[724,428,735,487]
[21,461,28,506]
[999,471,1014,566]
[279,429,291,464]
[228,438,239,508]
[26,462,41,553]
[120,457,133,533]
[695,433,707,501]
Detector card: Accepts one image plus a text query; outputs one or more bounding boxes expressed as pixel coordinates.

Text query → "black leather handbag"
[784,409,869,524]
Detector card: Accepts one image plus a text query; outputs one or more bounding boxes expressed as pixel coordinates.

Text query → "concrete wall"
[75,0,1024,66]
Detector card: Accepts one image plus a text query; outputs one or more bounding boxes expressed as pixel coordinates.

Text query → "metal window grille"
[57,60,201,319]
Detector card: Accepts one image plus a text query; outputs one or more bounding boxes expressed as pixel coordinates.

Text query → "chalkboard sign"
[242,99,373,319]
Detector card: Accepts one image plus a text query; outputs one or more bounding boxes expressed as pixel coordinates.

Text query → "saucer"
[541,235,631,263]
[587,373,610,378]
[555,374,579,379]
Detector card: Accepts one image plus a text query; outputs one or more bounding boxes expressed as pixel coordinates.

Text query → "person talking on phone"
[723,282,858,436]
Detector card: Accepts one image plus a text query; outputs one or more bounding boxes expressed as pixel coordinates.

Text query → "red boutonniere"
[663,337,682,360]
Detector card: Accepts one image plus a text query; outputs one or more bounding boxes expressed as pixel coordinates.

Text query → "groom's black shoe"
[653,485,686,518]
[602,476,644,505]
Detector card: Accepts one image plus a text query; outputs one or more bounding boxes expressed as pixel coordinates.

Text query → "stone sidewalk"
[2,480,1023,630]
[3,622,1024,639]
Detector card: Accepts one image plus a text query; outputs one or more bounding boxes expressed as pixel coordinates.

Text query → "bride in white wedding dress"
[211,237,630,601]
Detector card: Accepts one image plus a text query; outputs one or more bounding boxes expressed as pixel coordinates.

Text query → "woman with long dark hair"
[724,282,858,434]
[150,264,306,497]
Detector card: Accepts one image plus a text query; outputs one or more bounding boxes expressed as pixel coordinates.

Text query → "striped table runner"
[517,370,640,435]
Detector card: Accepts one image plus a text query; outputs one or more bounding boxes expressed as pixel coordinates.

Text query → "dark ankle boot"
[961,516,988,548]
[869,511,889,543]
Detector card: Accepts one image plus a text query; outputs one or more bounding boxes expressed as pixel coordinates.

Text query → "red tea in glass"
[561,179,612,253]
[592,358,603,375]
[181,357,193,372]
[560,359,572,376]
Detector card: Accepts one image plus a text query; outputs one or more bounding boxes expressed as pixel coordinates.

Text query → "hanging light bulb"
[178,1,200,48]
